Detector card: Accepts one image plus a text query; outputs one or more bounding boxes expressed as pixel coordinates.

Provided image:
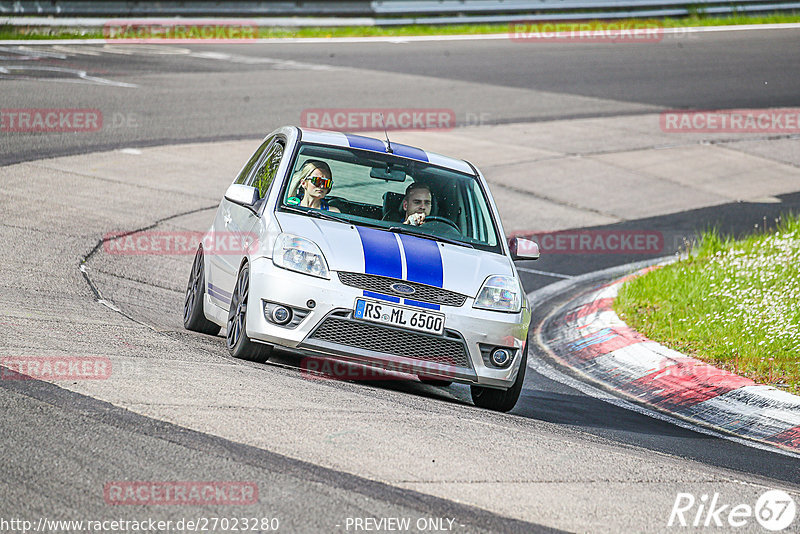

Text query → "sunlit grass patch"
[2,13,800,40]
[615,214,800,393]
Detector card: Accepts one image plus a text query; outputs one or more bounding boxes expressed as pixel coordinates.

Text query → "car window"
[249,140,284,199]
[279,143,501,253]
[234,136,273,185]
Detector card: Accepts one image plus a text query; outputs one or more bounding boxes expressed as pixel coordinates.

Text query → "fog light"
[270,305,292,325]
[490,348,512,367]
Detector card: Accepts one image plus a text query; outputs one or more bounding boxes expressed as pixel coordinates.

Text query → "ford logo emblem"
[390,283,416,295]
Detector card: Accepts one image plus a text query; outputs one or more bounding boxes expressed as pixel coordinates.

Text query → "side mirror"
[224,184,259,209]
[509,237,539,261]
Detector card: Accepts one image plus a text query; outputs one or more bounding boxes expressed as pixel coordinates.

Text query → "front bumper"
[245,257,530,389]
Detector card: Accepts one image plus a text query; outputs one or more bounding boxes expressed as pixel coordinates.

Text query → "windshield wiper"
[281,205,347,223]
[388,226,473,248]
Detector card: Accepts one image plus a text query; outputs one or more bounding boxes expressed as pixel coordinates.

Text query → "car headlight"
[473,275,522,312]
[272,234,329,279]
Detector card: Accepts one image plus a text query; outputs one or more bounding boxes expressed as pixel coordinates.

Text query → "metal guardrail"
[0,2,372,17]
[0,0,797,22]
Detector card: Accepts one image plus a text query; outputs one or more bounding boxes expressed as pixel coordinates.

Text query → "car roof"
[297,127,475,176]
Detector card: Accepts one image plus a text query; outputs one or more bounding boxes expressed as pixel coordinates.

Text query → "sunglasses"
[306,176,333,189]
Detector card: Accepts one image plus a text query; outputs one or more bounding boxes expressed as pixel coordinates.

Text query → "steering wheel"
[423,216,459,231]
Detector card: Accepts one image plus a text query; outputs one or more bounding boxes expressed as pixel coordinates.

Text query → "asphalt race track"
[1,27,800,533]
[3,27,800,165]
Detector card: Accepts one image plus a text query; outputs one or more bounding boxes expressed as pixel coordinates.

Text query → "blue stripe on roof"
[392,144,428,162]
[344,133,429,163]
[345,134,385,153]
[426,152,473,175]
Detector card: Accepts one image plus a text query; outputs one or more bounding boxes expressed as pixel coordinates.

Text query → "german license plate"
[353,298,444,335]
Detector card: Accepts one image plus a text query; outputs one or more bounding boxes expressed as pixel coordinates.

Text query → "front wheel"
[470,344,527,412]
[183,246,221,335]
[226,262,271,363]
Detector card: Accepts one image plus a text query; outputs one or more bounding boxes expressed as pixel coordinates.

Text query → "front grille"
[338,272,467,307]
[308,316,471,368]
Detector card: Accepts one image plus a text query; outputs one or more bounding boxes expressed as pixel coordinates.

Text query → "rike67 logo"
[668,490,796,531]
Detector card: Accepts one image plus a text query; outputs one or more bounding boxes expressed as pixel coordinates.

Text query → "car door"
[208,136,285,307]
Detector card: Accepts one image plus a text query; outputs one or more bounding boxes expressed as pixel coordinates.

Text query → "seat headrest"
[382,191,405,221]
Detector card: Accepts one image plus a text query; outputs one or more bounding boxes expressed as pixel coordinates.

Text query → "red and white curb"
[540,266,800,454]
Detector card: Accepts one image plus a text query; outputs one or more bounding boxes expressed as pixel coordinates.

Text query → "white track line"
[517,267,574,279]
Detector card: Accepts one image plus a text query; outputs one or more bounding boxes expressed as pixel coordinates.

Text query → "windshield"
[278,142,502,253]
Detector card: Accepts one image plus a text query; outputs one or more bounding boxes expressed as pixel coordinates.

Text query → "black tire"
[183,246,221,335]
[226,262,271,363]
[418,377,453,387]
[470,343,527,412]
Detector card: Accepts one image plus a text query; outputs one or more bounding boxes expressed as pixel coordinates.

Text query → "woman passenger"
[287,160,340,212]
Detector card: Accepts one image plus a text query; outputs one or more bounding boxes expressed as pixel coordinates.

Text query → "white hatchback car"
[184,126,539,411]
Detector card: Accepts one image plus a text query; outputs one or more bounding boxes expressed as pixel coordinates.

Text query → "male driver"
[402,182,432,226]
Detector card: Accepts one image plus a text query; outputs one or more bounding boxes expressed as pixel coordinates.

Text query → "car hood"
[274,212,514,298]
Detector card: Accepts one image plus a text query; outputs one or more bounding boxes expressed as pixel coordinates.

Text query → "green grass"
[615,214,800,393]
[1,13,799,40]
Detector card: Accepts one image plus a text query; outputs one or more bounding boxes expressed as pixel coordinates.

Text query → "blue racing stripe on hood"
[399,234,442,311]
[345,134,385,153]
[355,226,402,279]
[398,234,443,288]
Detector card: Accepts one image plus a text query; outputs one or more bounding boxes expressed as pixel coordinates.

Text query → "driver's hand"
[405,213,426,226]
